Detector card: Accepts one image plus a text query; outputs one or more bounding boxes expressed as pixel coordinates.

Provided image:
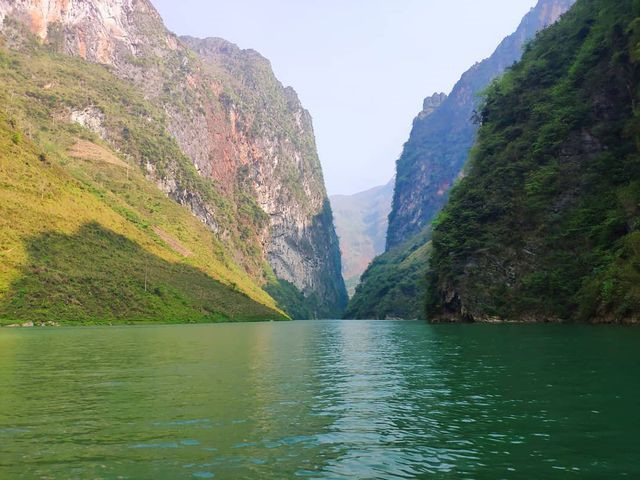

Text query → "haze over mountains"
[330,179,393,296]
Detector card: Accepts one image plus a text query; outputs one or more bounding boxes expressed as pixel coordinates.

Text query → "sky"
[151,0,538,195]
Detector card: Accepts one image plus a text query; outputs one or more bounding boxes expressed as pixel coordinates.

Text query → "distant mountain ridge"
[330,179,394,296]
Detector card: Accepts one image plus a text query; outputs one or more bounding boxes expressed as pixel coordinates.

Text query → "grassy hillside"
[0,42,285,325]
[344,229,431,320]
[427,0,640,323]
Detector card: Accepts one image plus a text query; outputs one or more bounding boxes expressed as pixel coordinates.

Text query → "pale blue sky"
[151,0,538,195]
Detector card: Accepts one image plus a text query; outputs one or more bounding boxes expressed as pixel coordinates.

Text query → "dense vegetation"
[386,0,576,250]
[344,229,431,320]
[0,42,285,324]
[265,280,316,320]
[427,0,640,323]
[346,0,576,320]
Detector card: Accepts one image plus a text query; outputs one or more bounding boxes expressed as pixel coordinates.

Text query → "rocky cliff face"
[0,0,175,65]
[386,0,576,250]
[427,0,640,324]
[0,0,347,317]
[178,36,347,317]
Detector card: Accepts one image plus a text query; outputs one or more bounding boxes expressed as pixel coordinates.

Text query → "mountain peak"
[181,36,267,63]
[418,92,447,120]
[518,0,576,37]
[535,0,576,24]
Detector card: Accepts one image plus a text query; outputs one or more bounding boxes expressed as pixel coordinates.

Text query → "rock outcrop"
[0,0,347,317]
[0,0,175,65]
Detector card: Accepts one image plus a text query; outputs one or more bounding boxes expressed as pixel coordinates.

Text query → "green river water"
[0,320,638,479]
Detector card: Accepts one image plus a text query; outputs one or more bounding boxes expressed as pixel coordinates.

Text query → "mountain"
[0,0,347,322]
[427,0,640,324]
[344,228,432,320]
[345,0,575,319]
[178,36,347,319]
[330,179,393,296]
[0,50,284,324]
[387,0,576,249]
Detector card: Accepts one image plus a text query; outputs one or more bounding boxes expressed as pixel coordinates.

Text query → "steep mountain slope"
[344,228,431,320]
[330,179,393,296]
[0,0,347,319]
[387,0,576,249]
[346,0,575,319]
[427,0,640,324]
[0,45,284,324]
[179,36,347,318]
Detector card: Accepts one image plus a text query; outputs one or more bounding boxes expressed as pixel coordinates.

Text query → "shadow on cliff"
[265,200,348,320]
[315,200,349,316]
[0,222,282,324]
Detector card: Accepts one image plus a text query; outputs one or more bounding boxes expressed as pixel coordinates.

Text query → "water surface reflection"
[0,321,638,479]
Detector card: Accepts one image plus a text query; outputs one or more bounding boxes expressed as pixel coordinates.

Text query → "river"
[0,320,638,478]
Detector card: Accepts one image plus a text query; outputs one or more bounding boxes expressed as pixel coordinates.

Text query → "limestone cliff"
[0,0,347,317]
[386,0,576,250]
[179,37,346,317]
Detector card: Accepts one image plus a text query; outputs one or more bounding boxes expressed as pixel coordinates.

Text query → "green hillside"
[0,42,285,325]
[344,229,431,320]
[346,0,575,320]
[427,0,640,323]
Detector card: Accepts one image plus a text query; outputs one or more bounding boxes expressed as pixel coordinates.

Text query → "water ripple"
[0,321,638,478]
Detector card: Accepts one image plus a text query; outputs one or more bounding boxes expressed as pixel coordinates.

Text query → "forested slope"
[427,0,640,324]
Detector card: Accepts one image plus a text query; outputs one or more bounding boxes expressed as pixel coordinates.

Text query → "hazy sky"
[151,0,538,195]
